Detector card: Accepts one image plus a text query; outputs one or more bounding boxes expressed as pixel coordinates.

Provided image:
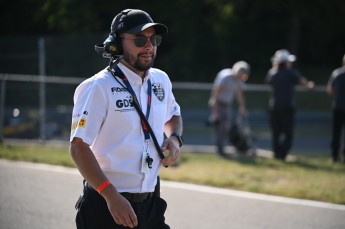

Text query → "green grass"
[0,144,74,167]
[1,143,344,204]
[161,153,345,204]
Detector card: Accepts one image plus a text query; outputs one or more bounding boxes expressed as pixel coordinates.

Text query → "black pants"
[75,183,169,229]
[269,108,294,160]
[331,108,345,162]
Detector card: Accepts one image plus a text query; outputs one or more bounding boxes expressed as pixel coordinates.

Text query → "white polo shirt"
[70,63,181,193]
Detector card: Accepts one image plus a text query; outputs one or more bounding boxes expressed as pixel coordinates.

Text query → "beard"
[122,51,156,72]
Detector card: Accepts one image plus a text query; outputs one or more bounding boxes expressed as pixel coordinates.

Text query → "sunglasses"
[121,34,162,47]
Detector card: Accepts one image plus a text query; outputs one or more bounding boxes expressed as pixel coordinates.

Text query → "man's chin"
[135,61,154,71]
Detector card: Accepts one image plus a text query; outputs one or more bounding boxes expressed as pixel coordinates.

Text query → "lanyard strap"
[110,65,166,160]
[112,65,151,140]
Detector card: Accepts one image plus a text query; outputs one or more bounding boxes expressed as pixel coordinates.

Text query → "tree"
[1,0,345,83]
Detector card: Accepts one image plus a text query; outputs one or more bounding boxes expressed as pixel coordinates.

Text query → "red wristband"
[96,180,111,193]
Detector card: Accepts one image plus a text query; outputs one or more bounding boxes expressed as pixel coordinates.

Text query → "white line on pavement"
[161,180,345,211]
[2,159,345,211]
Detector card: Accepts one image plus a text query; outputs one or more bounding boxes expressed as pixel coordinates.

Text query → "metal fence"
[0,73,332,155]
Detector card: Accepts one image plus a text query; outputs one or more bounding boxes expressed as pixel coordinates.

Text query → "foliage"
[1,0,345,83]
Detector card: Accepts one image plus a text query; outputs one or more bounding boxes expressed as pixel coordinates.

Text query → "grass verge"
[1,144,344,204]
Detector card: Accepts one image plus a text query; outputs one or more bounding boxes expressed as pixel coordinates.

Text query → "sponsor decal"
[111,87,127,94]
[152,83,165,101]
[116,99,133,108]
[71,121,78,130]
[72,113,81,118]
[114,98,136,112]
[112,93,135,113]
[79,118,86,128]
[117,22,124,30]
[71,118,87,130]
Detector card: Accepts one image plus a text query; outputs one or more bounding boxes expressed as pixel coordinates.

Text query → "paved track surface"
[0,159,344,229]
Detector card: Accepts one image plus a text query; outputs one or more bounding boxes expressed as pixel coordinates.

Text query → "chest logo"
[152,83,165,101]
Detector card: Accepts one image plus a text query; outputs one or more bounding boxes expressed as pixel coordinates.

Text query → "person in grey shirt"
[327,54,345,163]
[208,61,250,157]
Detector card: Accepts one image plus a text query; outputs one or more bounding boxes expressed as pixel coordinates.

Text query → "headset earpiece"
[95,34,120,58]
[104,34,120,54]
[95,11,127,58]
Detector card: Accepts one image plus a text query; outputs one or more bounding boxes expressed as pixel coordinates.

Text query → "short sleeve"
[70,79,107,145]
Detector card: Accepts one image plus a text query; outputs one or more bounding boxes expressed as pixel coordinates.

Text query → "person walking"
[208,61,250,157]
[70,9,183,229]
[266,49,314,161]
[326,54,345,163]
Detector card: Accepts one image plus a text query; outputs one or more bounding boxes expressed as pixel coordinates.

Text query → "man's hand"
[101,185,138,228]
[70,138,138,227]
[306,81,315,90]
[160,136,180,167]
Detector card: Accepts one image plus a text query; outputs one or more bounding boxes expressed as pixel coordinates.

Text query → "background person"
[266,49,314,161]
[208,61,250,157]
[69,9,183,229]
[326,54,345,163]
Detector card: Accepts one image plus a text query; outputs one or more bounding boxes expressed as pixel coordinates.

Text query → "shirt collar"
[117,62,151,84]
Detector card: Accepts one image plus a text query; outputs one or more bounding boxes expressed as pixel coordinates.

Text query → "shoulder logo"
[152,83,165,101]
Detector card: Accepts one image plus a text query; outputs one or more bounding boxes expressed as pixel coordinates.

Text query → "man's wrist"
[170,133,183,147]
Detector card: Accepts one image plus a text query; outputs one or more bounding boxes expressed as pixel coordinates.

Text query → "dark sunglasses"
[121,34,162,47]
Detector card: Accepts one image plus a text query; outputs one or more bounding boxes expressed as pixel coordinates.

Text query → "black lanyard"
[109,65,166,162]
[112,65,152,140]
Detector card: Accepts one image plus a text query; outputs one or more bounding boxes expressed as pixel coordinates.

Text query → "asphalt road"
[0,159,344,229]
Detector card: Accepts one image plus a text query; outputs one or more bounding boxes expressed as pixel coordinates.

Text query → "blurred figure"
[208,61,250,157]
[266,49,314,161]
[326,54,345,163]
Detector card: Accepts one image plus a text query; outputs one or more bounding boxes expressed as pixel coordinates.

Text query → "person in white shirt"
[70,9,183,229]
[208,61,250,157]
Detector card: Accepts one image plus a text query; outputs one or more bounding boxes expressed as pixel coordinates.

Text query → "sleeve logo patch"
[71,118,87,130]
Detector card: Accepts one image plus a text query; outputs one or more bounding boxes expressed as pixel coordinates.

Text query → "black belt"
[120,192,153,202]
[85,181,153,202]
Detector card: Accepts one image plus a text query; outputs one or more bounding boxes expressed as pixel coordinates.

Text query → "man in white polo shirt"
[70,9,183,229]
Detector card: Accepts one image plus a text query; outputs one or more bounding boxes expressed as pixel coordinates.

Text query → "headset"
[95,10,132,59]
[94,34,120,59]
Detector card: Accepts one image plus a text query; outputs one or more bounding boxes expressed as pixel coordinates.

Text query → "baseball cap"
[111,9,168,35]
[271,49,296,64]
[232,61,250,75]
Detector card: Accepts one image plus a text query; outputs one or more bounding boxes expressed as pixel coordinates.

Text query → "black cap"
[111,9,168,35]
